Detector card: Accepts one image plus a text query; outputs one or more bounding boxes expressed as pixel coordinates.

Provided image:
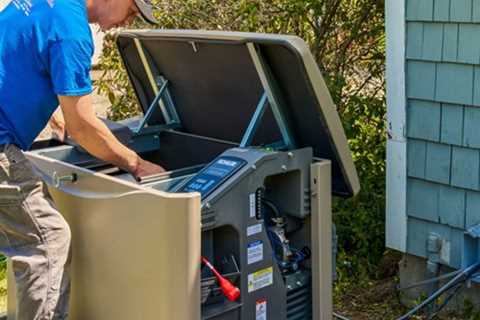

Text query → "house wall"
[405,0,480,269]
[385,0,480,307]
[390,0,480,271]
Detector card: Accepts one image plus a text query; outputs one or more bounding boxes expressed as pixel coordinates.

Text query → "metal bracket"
[134,77,180,135]
[52,172,78,188]
[247,43,295,149]
[239,91,291,150]
[134,79,169,135]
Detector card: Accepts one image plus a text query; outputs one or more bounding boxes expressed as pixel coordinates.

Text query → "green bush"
[96,0,386,282]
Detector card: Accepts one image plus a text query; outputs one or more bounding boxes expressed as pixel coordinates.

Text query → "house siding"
[405,0,480,269]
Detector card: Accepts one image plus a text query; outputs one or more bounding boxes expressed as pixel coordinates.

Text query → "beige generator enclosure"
[7,30,359,320]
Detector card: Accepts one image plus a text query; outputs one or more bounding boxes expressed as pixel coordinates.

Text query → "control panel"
[178,156,247,198]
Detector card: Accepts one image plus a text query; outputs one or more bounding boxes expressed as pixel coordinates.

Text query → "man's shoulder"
[47,0,90,27]
[17,0,86,20]
[41,0,92,42]
[46,0,87,17]
[0,0,92,49]
[1,0,83,22]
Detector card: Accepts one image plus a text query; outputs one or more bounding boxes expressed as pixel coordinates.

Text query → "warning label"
[256,298,267,320]
[248,267,273,292]
[247,240,264,265]
[247,223,262,237]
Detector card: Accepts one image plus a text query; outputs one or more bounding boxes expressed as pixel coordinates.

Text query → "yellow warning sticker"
[248,267,273,293]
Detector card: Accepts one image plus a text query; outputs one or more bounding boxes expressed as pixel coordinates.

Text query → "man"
[0,0,164,318]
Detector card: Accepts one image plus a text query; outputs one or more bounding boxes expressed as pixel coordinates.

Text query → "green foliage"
[94,30,142,121]
[334,93,386,282]
[463,299,480,320]
[96,0,386,282]
[0,254,7,310]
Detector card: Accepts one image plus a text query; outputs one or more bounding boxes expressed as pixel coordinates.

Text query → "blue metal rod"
[135,80,169,134]
[158,76,181,124]
[240,93,269,147]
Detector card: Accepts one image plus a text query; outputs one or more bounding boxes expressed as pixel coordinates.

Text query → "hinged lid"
[116,30,359,197]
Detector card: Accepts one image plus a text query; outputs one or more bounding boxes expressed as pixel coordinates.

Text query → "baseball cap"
[134,0,158,25]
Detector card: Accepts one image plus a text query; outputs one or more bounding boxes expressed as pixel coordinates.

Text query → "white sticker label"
[249,193,256,218]
[248,240,264,265]
[256,298,267,320]
[440,240,451,264]
[248,267,273,292]
[247,224,262,237]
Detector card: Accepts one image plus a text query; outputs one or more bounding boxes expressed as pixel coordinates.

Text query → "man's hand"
[58,94,167,179]
[132,158,166,181]
[49,107,66,141]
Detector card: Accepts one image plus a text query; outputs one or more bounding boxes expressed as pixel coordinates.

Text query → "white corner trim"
[385,0,407,252]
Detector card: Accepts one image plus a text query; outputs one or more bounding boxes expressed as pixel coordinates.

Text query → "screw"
[282,165,287,171]
[287,152,294,158]
[190,41,198,53]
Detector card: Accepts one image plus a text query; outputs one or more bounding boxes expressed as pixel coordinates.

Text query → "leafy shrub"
[95,0,386,281]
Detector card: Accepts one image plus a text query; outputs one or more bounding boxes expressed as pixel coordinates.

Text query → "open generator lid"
[116,30,360,197]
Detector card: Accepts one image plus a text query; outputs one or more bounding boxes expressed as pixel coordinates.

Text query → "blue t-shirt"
[0,0,94,150]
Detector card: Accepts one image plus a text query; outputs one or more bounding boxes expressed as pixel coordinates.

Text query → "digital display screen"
[180,157,246,198]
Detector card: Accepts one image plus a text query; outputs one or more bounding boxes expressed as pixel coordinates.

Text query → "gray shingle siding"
[405,0,480,268]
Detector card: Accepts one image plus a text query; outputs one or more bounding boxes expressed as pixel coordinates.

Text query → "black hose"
[397,269,462,291]
[396,262,480,320]
[261,198,281,218]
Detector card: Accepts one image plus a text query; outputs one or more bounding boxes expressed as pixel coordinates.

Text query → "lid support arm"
[240,92,269,147]
[157,75,181,124]
[134,80,169,135]
[247,43,296,149]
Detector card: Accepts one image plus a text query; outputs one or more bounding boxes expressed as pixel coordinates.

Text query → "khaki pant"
[0,144,71,320]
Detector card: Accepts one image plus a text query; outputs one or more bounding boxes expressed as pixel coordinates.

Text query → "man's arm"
[58,94,165,179]
[49,107,66,142]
